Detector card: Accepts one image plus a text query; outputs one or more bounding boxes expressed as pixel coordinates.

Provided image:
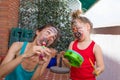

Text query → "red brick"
[0,1,9,7]
[0,0,19,55]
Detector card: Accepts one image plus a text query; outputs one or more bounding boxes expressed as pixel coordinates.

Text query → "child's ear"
[86,23,91,31]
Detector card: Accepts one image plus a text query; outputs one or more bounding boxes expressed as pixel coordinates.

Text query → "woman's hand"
[33,46,52,65]
[22,46,51,60]
[33,46,51,56]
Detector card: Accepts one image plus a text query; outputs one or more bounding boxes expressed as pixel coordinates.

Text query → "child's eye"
[77,26,84,30]
[72,27,77,32]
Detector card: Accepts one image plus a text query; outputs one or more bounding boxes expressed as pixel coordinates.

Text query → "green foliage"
[19,0,39,30]
[19,0,74,51]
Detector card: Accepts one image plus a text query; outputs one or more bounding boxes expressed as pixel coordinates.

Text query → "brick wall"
[0,0,20,57]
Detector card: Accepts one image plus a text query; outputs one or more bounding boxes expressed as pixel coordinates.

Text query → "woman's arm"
[0,42,24,78]
[93,44,105,76]
[31,47,52,80]
[31,55,52,80]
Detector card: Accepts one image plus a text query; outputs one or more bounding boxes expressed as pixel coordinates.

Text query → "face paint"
[46,27,58,45]
[73,27,82,40]
[39,38,47,59]
[71,19,86,40]
[51,27,58,35]
[38,37,48,46]
[38,27,58,46]
[41,38,47,46]
[39,27,58,59]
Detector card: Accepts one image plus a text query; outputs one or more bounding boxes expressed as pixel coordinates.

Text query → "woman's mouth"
[38,38,48,46]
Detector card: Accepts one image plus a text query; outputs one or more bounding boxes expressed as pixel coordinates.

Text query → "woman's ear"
[36,30,40,35]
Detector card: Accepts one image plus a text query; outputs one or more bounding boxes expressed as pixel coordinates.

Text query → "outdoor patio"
[0,68,69,80]
[1,0,120,80]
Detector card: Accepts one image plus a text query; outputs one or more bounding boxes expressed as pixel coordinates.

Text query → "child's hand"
[59,51,65,57]
[93,68,101,76]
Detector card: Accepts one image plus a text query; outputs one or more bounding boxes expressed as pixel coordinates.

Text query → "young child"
[63,10,105,80]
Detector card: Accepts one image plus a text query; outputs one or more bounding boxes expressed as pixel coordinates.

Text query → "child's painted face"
[36,27,58,46]
[71,19,87,40]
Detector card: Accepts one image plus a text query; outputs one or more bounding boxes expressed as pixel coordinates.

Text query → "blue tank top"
[5,42,37,80]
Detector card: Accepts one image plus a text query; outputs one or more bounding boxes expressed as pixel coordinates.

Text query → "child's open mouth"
[74,31,82,40]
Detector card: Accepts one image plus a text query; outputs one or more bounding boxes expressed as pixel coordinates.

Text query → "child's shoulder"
[71,39,78,43]
[70,40,75,44]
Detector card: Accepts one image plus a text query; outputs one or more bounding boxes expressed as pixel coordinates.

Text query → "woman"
[0,24,60,80]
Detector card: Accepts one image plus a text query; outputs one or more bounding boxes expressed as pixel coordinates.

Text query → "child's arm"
[57,51,71,68]
[62,57,71,68]
[93,44,105,76]
[62,41,75,68]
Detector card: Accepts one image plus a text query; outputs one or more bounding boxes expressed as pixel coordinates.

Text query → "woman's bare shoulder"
[12,42,23,48]
[9,42,24,53]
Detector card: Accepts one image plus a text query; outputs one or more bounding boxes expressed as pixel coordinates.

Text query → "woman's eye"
[46,31,51,34]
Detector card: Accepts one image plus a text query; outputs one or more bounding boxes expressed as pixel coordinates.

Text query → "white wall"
[91,34,120,80]
[83,0,120,79]
[84,0,120,28]
[68,0,82,11]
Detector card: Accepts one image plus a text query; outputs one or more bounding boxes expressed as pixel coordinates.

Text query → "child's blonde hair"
[71,9,93,30]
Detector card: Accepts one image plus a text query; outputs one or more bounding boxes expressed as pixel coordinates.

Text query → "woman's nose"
[47,34,54,40]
